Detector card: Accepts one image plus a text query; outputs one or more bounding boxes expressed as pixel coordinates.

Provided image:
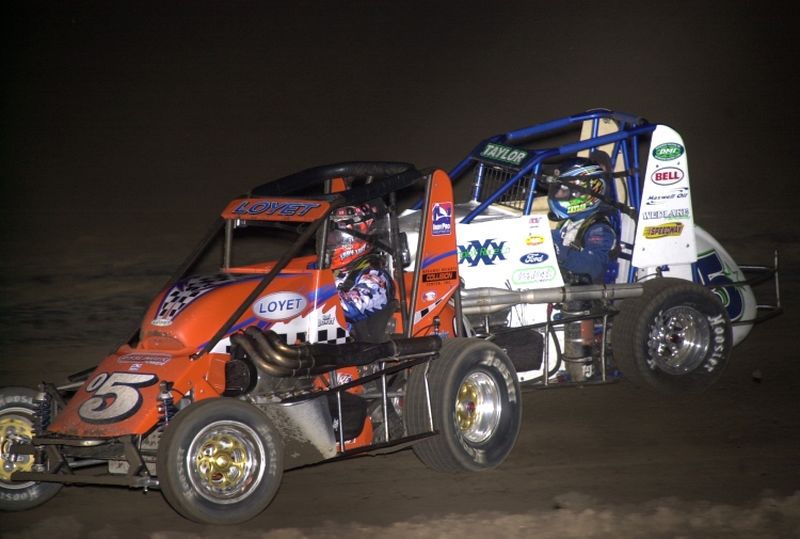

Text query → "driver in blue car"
[547,158,617,285]
[547,157,618,382]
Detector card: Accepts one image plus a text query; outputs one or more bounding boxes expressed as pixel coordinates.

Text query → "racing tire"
[405,338,522,472]
[157,397,283,525]
[0,387,62,511]
[612,278,733,394]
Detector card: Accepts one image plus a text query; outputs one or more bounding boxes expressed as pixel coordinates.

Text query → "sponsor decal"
[422,269,457,283]
[528,216,543,226]
[253,291,308,321]
[231,200,321,217]
[337,242,368,263]
[652,142,684,161]
[118,352,172,365]
[643,222,684,239]
[645,187,689,205]
[641,208,691,220]
[651,166,684,186]
[512,266,557,285]
[458,239,509,266]
[128,363,142,372]
[318,311,336,327]
[423,291,437,302]
[431,202,452,236]
[479,142,529,166]
[704,314,729,372]
[519,252,549,265]
[525,234,545,246]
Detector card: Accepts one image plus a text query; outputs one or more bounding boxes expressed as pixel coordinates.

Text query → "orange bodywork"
[49,169,460,454]
[398,169,460,338]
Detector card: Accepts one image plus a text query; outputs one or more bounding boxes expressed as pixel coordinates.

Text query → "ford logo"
[520,252,548,265]
[253,292,307,321]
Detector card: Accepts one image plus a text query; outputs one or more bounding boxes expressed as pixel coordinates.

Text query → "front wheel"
[612,278,733,393]
[157,398,283,524]
[405,338,522,472]
[0,387,62,511]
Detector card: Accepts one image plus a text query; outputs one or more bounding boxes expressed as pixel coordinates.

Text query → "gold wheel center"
[194,435,249,490]
[0,415,34,482]
[456,382,479,432]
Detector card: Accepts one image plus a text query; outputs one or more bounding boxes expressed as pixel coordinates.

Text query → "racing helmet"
[326,200,384,269]
[547,159,607,220]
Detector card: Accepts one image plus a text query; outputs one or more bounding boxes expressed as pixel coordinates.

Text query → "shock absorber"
[157,381,178,425]
[33,384,52,435]
[562,300,594,382]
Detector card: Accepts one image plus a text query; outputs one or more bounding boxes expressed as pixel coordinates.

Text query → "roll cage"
[443,109,781,325]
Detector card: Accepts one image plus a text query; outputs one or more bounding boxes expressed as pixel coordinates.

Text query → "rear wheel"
[612,278,732,393]
[157,398,283,524]
[405,338,521,472]
[0,387,62,511]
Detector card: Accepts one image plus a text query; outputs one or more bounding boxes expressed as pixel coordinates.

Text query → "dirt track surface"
[2,2,798,537]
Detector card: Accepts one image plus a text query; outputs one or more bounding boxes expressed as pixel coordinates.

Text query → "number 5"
[79,372,158,424]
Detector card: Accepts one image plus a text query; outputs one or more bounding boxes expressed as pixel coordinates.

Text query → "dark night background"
[2,2,798,537]
[3,2,796,237]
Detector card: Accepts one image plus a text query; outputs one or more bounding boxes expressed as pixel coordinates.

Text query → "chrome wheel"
[187,420,266,504]
[455,371,502,444]
[647,306,710,374]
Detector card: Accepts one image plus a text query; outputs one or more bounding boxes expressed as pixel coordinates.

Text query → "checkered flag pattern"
[154,274,241,325]
[413,297,445,325]
[273,325,348,345]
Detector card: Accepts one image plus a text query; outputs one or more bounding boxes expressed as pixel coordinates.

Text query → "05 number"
[78,372,158,424]
[695,250,744,321]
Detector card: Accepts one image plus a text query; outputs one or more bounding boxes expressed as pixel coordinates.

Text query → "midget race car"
[398,109,781,391]
[0,110,781,525]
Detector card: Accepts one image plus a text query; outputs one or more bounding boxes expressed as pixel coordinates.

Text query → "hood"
[139,271,332,353]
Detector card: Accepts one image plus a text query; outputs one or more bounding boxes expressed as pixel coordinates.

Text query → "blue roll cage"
[449,109,656,224]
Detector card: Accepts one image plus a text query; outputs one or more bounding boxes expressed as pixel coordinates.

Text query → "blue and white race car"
[400,109,781,393]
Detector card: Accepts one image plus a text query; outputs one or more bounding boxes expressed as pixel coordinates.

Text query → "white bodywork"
[399,120,760,382]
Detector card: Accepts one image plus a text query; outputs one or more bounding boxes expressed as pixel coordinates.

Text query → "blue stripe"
[421,249,458,269]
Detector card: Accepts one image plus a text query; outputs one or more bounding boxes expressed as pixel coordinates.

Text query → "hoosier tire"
[612,277,733,394]
[157,398,283,525]
[405,338,521,472]
[0,387,62,511]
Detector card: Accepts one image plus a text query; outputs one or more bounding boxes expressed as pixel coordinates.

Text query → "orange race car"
[0,163,522,524]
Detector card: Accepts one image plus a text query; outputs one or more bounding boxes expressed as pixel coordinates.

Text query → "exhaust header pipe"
[460,283,644,316]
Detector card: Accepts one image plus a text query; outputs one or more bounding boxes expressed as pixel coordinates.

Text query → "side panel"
[632,125,697,268]
[456,213,563,381]
[47,351,221,437]
[692,225,756,345]
[408,170,461,336]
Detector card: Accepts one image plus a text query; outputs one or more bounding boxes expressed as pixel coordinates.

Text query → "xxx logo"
[458,239,508,266]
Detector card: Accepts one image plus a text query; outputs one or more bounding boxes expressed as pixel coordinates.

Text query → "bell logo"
[651,167,684,186]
